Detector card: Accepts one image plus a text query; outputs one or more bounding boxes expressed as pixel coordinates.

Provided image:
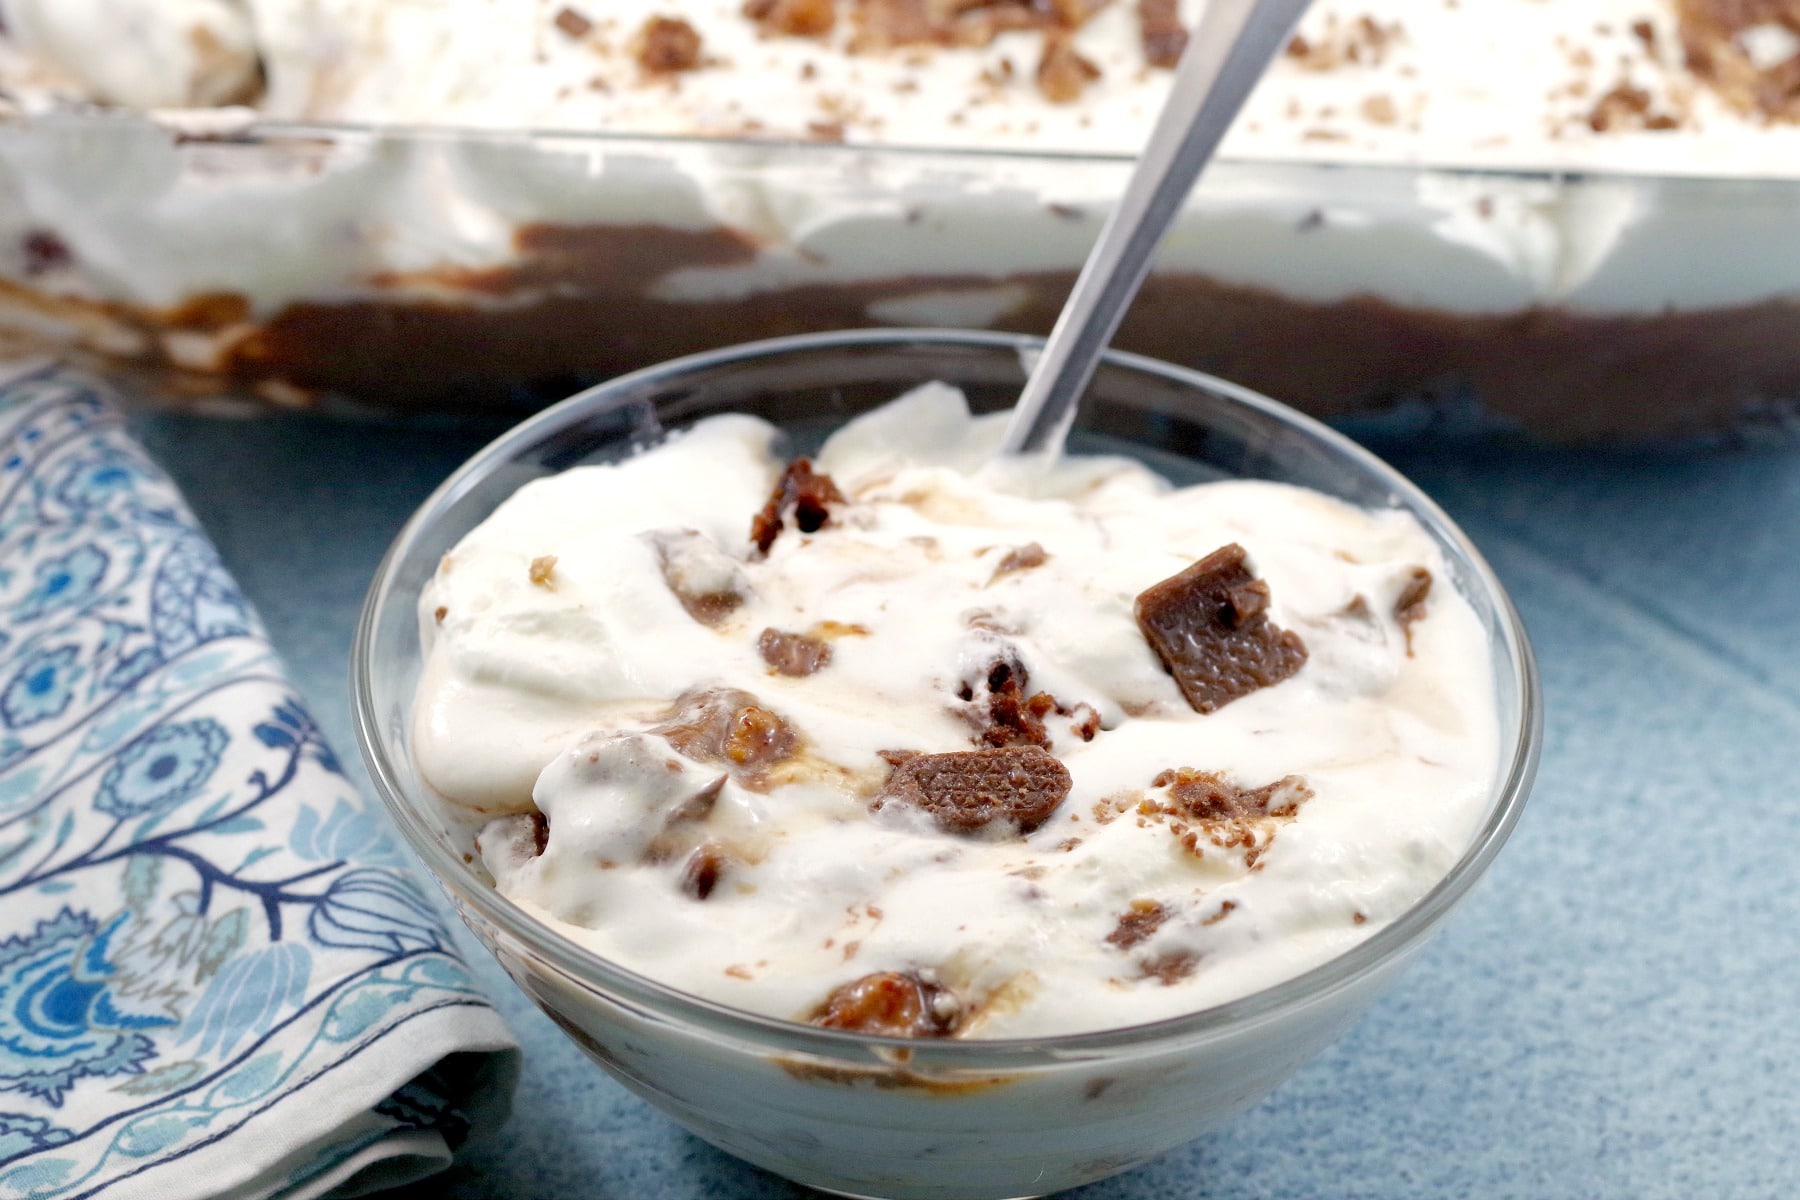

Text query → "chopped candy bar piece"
[651,688,798,785]
[750,457,846,554]
[876,745,1071,834]
[810,970,961,1037]
[1134,542,1308,713]
[759,627,834,676]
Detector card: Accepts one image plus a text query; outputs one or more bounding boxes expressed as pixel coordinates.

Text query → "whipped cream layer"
[4,0,1799,175]
[411,387,1500,1038]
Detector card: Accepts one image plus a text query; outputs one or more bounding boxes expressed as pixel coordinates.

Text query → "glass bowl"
[351,328,1540,1199]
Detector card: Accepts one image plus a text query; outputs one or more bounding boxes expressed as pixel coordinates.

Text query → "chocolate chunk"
[1105,900,1169,950]
[1394,566,1432,652]
[744,0,836,37]
[1152,768,1310,823]
[750,457,846,555]
[809,970,961,1037]
[1136,0,1188,68]
[1036,32,1101,103]
[759,627,834,676]
[529,810,550,856]
[876,745,1071,835]
[651,688,797,784]
[553,5,594,38]
[636,15,704,73]
[1133,543,1308,713]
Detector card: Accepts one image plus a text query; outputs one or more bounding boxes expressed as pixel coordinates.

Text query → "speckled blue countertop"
[129,410,1800,1200]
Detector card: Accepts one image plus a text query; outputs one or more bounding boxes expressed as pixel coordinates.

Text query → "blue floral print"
[0,367,509,1197]
[14,545,108,621]
[0,645,81,728]
[0,911,173,1104]
[92,718,230,819]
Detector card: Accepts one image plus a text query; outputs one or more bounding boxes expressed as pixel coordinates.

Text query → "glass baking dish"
[0,111,1795,441]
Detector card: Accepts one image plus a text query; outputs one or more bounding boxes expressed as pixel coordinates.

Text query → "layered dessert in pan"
[412,385,1500,1037]
[0,0,1798,437]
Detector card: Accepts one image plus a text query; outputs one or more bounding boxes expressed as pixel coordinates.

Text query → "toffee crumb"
[1586,81,1681,131]
[1139,949,1199,985]
[636,15,704,73]
[1106,899,1169,949]
[1037,32,1101,103]
[1394,566,1432,652]
[1153,767,1310,822]
[529,555,558,587]
[1139,768,1314,865]
[553,5,594,38]
[970,655,1052,748]
[745,0,837,37]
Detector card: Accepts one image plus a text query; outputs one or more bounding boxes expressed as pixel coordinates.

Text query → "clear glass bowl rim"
[351,327,1542,1069]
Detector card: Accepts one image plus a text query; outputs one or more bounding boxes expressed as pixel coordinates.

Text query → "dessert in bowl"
[352,329,1539,1197]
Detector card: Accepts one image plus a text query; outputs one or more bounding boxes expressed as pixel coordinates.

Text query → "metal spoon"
[995,0,1314,460]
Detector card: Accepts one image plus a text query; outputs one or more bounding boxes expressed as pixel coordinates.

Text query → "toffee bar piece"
[1135,542,1308,713]
[809,970,961,1038]
[759,626,834,676]
[650,687,798,781]
[876,745,1071,834]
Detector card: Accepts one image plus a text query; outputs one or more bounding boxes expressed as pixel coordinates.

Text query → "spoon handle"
[996,0,1314,459]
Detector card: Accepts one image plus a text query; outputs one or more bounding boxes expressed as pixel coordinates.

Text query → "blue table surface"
[128,410,1800,1200]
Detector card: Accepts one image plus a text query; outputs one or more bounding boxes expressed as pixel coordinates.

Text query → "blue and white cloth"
[0,366,518,1199]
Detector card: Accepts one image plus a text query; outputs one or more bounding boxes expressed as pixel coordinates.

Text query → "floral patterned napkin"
[0,366,518,1199]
